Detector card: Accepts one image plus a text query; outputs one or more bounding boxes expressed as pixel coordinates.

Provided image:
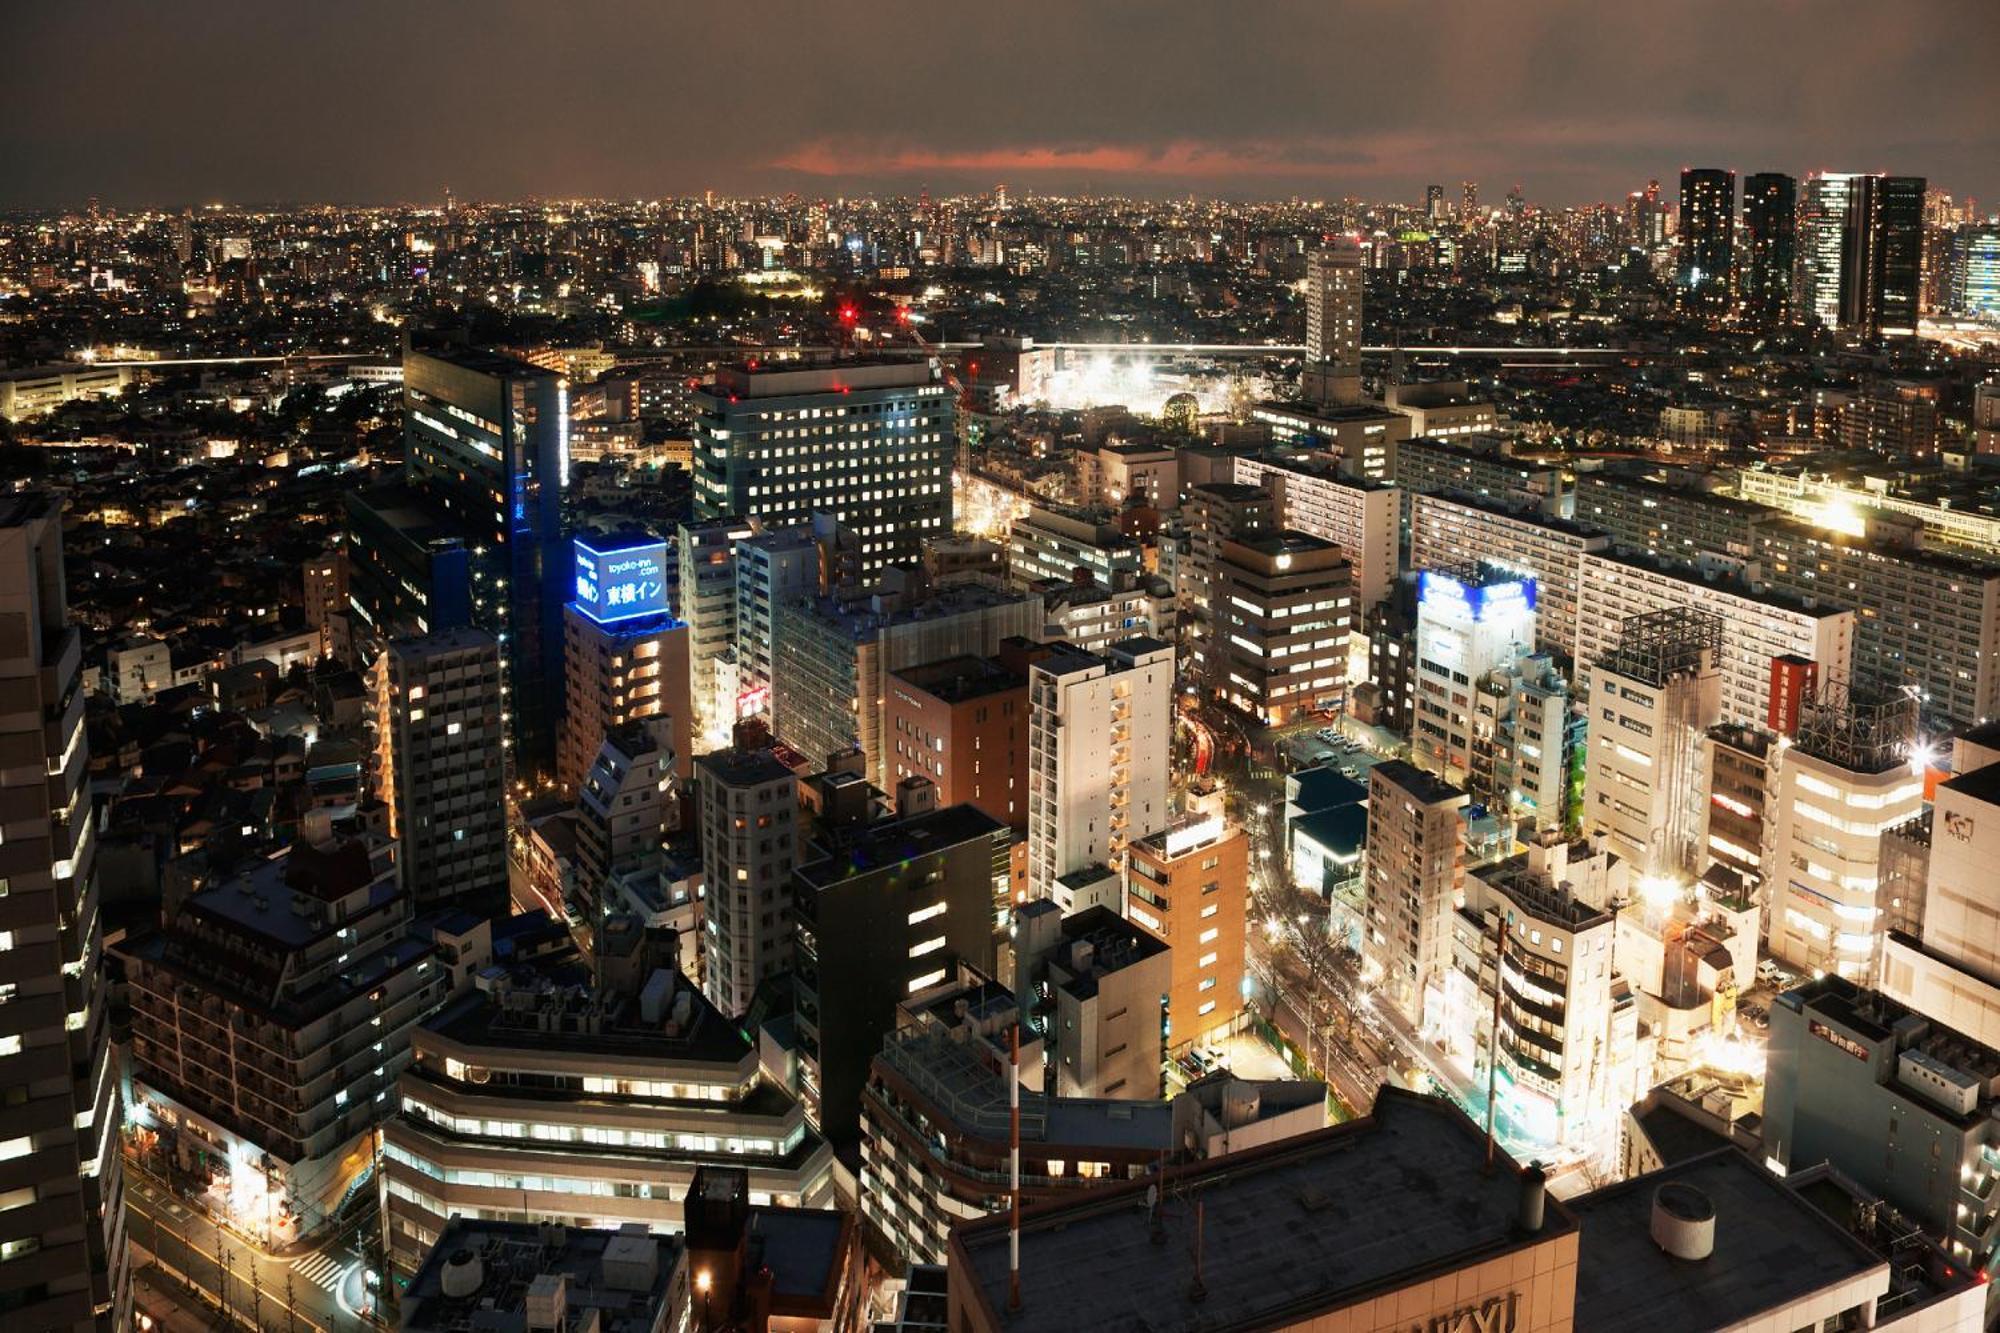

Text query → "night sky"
[6,0,1995,209]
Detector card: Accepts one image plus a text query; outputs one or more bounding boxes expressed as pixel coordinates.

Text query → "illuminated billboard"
[574,535,669,624]
[1418,569,1537,623]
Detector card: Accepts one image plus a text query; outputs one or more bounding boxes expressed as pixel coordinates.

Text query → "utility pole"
[217,1238,233,1323]
[284,1271,298,1333]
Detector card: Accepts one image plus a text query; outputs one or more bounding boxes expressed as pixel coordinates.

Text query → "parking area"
[1282,725,1394,778]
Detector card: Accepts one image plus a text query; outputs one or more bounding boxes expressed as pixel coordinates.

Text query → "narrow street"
[125,1157,382,1333]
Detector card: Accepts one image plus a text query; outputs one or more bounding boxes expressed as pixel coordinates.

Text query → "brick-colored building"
[883,639,1049,832]
[1126,815,1249,1055]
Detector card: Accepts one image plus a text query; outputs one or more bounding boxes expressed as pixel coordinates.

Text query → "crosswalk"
[290,1252,348,1293]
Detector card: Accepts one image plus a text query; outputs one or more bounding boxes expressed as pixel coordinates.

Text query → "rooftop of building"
[424,960,751,1067]
[785,578,1036,638]
[1764,514,2000,576]
[408,343,558,381]
[1047,905,1170,1001]
[1290,805,1369,865]
[401,1218,681,1333]
[1578,470,1776,517]
[1585,546,1852,619]
[1131,813,1242,860]
[1369,757,1468,808]
[888,654,1025,705]
[950,1089,1572,1333]
[1940,758,2000,807]
[1706,721,1776,758]
[1253,397,1408,425]
[187,837,395,949]
[1570,1149,1886,1332]
[693,745,797,789]
[1227,529,1343,560]
[1288,765,1369,813]
[708,355,937,397]
[795,803,1006,892]
[1775,974,2000,1125]
[1417,486,1609,539]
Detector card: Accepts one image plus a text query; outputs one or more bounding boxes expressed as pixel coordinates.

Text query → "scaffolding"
[1595,607,1725,687]
[1794,683,1918,774]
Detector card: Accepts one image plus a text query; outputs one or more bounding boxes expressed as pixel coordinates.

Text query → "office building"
[1574,549,1855,729]
[1363,760,1469,1029]
[1005,506,1145,589]
[860,969,1322,1271]
[349,345,568,773]
[1247,401,1407,483]
[1358,574,1419,731]
[733,525,822,701]
[677,517,754,748]
[792,802,1009,1152]
[1740,171,1798,323]
[0,497,125,1331]
[1205,532,1352,725]
[1013,902,1169,1099]
[1178,480,1274,659]
[0,363,134,422]
[1951,224,2000,317]
[1767,691,1922,978]
[950,1078,1979,1333]
[559,531,690,794]
[1038,577,1174,654]
[1699,724,1778,912]
[381,956,834,1279]
[1676,168,1735,309]
[1880,763,2000,1051]
[123,827,451,1240]
[882,644,1047,832]
[1803,172,1861,329]
[1763,973,2000,1274]
[1383,380,1500,440]
[769,577,1041,791]
[399,1219,687,1333]
[1842,174,1927,338]
[1025,639,1175,913]
[1410,565,1537,783]
[1125,814,1249,1055]
[1234,453,1399,609]
[1476,650,1581,834]
[694,747,799,1018]
[681,1164,860,1333]
[372,627,509,917]
[1581,611,1723,880]
[692,358,953,572]
[1301,240,1363,406]
[574,719,680,921]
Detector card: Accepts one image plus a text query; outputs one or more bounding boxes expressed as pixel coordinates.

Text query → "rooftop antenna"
[1008,1022,1022,1313]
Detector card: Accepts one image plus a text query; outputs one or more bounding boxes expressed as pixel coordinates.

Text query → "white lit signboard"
[575,537,669,624]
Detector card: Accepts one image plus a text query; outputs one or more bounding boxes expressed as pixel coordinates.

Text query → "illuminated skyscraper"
[1953,224,2000,316]
[1410,565,1537,784]
[0,496,127,1330]
[1301,239,1364,406]
[347,344,570,774]
[1425,184,1445,219]
[1676,168,1735,308]
[1740,172,1797,323]
[1460,181,1478,218]
[558,532,690,796]
[1841,174,1926,337]
[1802,172,1859,328]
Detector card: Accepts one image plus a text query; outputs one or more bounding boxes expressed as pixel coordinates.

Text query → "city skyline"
[4,0,1996,210]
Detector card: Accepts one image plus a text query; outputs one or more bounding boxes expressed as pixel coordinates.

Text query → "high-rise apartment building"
[1740,172,1798,323]
[574,718,680,919]
[1950,225,2000,317]
[1012,902,1170,1100]
[0,496,125,1331]
[1573,550,1855,729]
[694,747,799,1017]
[733,525,822,699]
[1841,175,1927,338]
[1026,639,1175,913]
[1301,241,1364,407]
[348,345,569,773]
[692,358,953,572]
[1409,491,1609,657]
[1699,724,1779,912]
[558,532,690,795]
[883,643,1048,832]
[1676,168,1735,308]
[1234,454,1399,611]
[373,627,510,917]
[1579,611,1723,880]
[1363,760,1468,1030]
[677,516,754,747]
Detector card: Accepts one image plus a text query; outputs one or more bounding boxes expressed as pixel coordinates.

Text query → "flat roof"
[952,1089,1571,1333]
[795,804,1005,891]
[1570,1149,1884,1332]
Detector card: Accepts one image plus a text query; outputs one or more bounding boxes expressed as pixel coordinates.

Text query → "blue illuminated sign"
[574,536,669,624]
[1418,569,1537,623]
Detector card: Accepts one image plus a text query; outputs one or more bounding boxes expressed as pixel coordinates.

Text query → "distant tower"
[1425,184,1445,220]
[1461,181,1479,218]
[1740,173,1798,324]
[1801,173,1859,328]
[1841,175,1927,338]
[1676,168,1736,309]
[1302,239,1364,407]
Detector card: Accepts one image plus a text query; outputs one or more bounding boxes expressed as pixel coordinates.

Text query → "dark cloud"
[2,0,1993,208]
